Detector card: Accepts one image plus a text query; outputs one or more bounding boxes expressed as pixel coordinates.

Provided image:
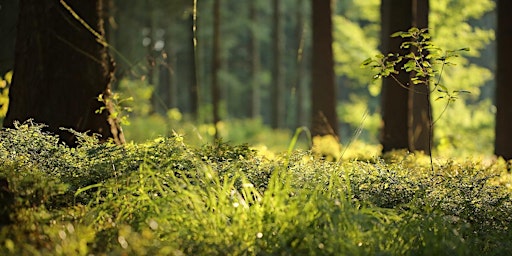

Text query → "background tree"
[249,0,261,119]
[211,0,222,138]
[4,0,124,146]
[495,0,512,161]
[408,0,431,153]
[379,0,411,152]
[311,0,338,138]
[379,0,430,154]
[272,0,285,129]
[0,0,18,75]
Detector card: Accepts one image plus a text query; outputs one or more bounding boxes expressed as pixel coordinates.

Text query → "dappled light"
[1,0,511,254]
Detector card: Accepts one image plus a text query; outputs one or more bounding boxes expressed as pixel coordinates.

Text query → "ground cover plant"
[0,122,511,255]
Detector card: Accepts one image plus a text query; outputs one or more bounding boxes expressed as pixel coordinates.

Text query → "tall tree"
[211,0,221,138]
[4,0,124,145]
[0,0,18,75]
[311,0,338,137]
[495,0,512,161]
[272,0,285,129]
[295,0,307,127]
[380,0,430,154]
[249,0,261,119]
[408,0,431,153]
[187,12,199,119]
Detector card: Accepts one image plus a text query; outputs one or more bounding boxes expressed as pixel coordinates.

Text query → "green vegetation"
[1,123,511,255]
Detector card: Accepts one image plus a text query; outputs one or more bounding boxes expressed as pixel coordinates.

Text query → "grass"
[0,122,511,255]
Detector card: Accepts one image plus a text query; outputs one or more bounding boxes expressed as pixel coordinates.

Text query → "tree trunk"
[272,0,285,129]
[187,12,199,120]
[380,0,412,153]
[249,0,261,119]
[495,0,512,161]
[295,0,307,127]
[408,0,431,154]
[4,0,124,146]
[0,0,18,75]
[211,0,221,138]
[311,0,338,137]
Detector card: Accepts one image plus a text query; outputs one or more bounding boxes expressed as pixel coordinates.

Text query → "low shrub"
[0,123,511,255]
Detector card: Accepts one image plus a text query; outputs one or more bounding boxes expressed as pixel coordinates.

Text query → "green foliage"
[122,113,310,153]
[363,27,470,107]
[1,123,511,255]
[0,71,12,121]
[333,0,495,155]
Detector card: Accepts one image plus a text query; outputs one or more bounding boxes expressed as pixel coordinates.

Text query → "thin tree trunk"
[184,12,199,119]
[295,0,307,127]
[272,0,285,129]
[249,1,261,119]
[211,0,221,138]
[4,0,124,146]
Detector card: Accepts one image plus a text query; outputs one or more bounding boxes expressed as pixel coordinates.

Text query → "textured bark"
[495,0,512,160]
[311,0,338,137]
[4,0,124,146]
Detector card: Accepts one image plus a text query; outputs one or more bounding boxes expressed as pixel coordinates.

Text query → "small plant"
[362,27,471,167]
[362,27,470,109]
[96,91,133,126]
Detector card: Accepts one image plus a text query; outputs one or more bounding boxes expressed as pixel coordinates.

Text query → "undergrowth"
[0,122,511,255]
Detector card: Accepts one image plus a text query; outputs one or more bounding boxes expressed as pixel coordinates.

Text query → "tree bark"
[408,0,431,153]
[495,0,512,161]
[311,0,338,137]
[380,0,412,153]
[380,0,430,154]
[4,0,124,146]
[211,0,221,138]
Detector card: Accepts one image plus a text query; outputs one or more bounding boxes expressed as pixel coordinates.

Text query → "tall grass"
[0,123,511,255]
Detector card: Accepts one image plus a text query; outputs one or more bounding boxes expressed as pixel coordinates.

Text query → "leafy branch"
[362,27,470,123]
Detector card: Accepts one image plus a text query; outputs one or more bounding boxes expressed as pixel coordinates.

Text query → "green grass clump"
[0,122,511,255]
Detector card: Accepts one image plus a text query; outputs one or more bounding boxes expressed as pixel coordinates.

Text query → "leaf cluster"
[362,27,471,104]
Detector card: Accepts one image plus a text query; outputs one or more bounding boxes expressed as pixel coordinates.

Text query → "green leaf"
[361,58,374,67]
[391,31,406,38]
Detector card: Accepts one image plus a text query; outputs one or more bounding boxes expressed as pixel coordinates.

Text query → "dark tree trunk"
[380,0,412,153]
[0,0,18,75]
[380,0,430,154]
[408,0,431,153]
[272,0,285,129]
[495,0,512,161]
[4,0,124,146]
[211,0,221,138]
[311,0,338,137]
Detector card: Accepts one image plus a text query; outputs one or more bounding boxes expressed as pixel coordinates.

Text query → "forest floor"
[1,123,511,255]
